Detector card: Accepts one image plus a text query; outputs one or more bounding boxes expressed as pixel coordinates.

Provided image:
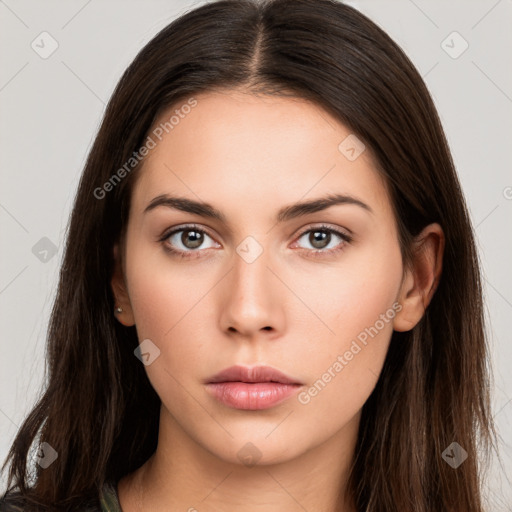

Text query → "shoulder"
[0,481,121,512]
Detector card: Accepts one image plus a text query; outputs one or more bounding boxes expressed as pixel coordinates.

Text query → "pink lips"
[205,365,303,410]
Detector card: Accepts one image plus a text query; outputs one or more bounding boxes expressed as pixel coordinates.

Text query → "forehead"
[130,90,393,222]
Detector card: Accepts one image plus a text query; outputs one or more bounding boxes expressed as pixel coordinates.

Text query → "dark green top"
[99,481,122,511]
[0,481,122,511]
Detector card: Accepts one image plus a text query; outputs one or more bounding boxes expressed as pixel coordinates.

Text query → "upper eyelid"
[296,224,350,237]
[160,223,214,239]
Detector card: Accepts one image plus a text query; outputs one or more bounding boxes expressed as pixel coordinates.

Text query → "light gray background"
[1,0,511,508]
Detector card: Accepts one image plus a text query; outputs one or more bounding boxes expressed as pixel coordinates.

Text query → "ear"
[393,223,445,332]
[111,243,136,327]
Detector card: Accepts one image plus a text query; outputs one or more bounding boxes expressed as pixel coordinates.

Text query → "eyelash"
[158,223,353,259]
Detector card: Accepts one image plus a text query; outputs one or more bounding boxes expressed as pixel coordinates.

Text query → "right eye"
[159,224,220,258]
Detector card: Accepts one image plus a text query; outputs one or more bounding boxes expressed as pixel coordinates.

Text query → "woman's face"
[113,90,408,465]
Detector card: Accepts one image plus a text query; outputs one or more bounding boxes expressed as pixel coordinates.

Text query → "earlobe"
[392,223,444,332]
[111,243,136,327]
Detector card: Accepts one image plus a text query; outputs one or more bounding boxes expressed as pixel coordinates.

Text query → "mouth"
[204,365,303,410]
[206,364,303,385]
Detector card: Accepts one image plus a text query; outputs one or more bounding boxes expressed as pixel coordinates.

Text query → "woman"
[0,0,496,510]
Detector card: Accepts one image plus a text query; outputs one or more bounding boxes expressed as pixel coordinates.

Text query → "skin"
[112,89,444,511]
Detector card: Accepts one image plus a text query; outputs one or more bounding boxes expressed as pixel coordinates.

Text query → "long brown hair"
[1,0,496,510]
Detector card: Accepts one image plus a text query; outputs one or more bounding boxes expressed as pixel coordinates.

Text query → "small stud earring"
[115,306,123,314]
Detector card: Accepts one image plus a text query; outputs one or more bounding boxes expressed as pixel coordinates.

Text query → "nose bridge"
[232,235,273,306]
[220,235,283,336]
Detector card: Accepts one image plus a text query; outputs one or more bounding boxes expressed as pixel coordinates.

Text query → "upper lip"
[206,365,303,385]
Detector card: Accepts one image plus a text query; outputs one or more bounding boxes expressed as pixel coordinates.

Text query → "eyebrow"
[143,192,374,222]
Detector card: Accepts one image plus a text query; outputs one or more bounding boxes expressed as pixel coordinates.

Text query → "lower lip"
[205,382,302,410]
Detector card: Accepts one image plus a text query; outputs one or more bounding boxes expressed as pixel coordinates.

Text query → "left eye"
[295,227,351,252]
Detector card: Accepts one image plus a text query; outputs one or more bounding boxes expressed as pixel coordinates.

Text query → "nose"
[219,241,285,340]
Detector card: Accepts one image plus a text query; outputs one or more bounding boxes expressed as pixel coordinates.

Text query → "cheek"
[125,255,215,421]
[125,238,209,336]
[290,240,403,415]
[124,242,208,357]
[291,235,402,334]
